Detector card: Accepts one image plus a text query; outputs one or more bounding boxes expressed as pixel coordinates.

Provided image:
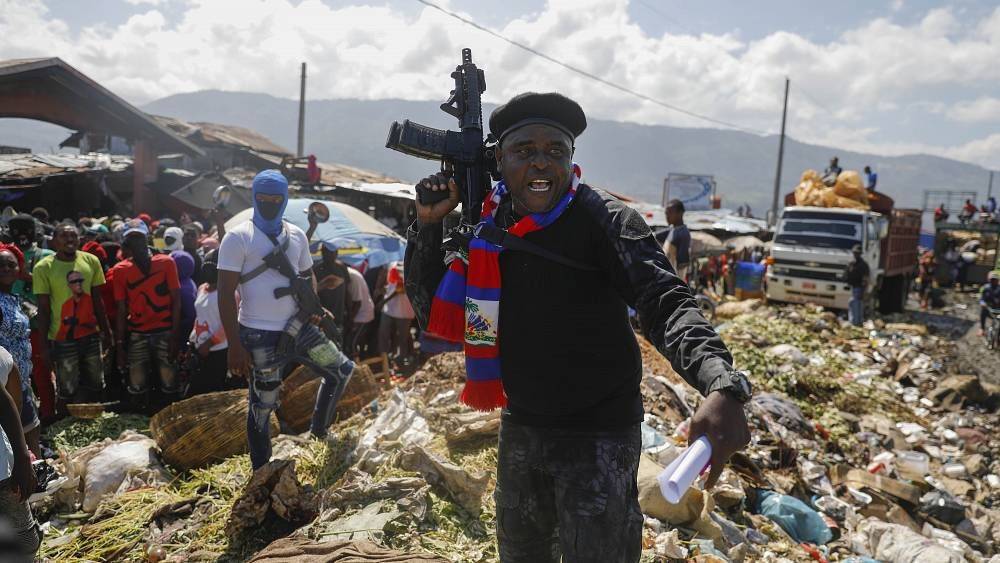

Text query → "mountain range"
[2,90,994,214]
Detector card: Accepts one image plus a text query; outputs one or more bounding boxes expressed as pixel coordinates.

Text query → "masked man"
[404,92,751,563]
[217,170,356,470]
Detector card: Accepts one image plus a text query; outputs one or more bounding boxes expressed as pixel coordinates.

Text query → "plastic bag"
[834,170,869,204]
[754,490,833,545]
[919,489,965,525]
[82,433,166,512]
[854,518,965,563]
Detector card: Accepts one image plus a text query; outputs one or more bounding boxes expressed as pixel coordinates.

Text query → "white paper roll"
[656,436,712,504]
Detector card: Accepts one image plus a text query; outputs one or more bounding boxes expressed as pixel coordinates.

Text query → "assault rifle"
[258,241,340,354]
[385,48,498,244]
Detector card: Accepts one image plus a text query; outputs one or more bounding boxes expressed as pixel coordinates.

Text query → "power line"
[414,0,773,136]
[792,82,835,116]
[633,0,694,35]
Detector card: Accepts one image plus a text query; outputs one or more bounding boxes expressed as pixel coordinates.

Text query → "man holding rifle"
[217,170,356,470]
[403,92,752,562]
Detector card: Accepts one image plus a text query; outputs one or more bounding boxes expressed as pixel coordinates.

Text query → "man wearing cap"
[844,244,870,326]
[311,239,353,347]
[404,92,752,562]
[217,170,356,469]
[114,219,183,412]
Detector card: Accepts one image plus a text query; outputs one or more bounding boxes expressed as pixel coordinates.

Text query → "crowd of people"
[0,197,425,555]
[0,202,417,459]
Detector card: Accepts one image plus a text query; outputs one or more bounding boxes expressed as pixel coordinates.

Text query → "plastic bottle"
[895,450,929,480]
[942,463,966,478]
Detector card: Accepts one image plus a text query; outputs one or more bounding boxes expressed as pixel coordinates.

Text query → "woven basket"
[66,403,106,419]
[150,390,279,471]
[277,363,380,434]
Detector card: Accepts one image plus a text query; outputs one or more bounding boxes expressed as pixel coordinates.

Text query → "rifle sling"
[239,228,292,285]
[474,223,598,272]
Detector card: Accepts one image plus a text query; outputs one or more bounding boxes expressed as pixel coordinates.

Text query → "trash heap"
[31,303,1000,562]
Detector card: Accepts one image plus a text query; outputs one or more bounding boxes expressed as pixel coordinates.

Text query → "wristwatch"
[706,370,753,403]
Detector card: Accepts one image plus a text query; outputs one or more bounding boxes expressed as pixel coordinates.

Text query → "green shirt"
[12,245,55,305]
[32,252,106,340]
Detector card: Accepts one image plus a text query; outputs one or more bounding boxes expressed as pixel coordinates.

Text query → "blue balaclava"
[252,169,289,236]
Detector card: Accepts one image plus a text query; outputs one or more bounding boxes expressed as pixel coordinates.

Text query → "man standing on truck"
[935,203,949,223]
[845,244,870,326]
[823,156,842,185]
[863,166,877,191]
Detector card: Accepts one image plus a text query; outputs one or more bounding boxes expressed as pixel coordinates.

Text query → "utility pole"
[769,77,790,227]
[297,62,306,158]
[989,170,994,199]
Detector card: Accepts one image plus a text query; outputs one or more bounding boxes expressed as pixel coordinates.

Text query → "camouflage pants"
[494,420,643,563]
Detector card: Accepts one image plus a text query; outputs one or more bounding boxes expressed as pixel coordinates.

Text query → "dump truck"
[766,190,920,313]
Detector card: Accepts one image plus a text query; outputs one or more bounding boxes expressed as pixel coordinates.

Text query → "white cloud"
[123,0,164,5]
[944,133,1000,169]
[1,0,999,169]
[947,97,1000,122]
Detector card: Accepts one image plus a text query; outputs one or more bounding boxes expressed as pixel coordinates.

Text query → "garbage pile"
[30,303,1000,562]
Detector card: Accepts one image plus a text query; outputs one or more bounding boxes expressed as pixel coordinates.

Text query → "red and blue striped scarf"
[427,164,583,410]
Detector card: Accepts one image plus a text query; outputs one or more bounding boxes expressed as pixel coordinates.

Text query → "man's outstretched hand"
[687,390,751,489]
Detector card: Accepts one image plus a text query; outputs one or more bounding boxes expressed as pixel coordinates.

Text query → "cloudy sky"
[2,0,999,168]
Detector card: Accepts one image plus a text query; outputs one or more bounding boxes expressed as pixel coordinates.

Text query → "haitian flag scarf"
[427,164,583,410]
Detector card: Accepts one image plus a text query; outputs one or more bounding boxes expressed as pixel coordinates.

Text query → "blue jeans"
[849,286,864,326]
[239,322,354,469]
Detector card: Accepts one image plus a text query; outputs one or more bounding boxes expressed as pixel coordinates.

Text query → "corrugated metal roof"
[0,152,132,183]
[319,161,399,185]
[152,115,292,156]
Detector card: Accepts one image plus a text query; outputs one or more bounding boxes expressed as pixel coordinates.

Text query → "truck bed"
[882,208,920,277]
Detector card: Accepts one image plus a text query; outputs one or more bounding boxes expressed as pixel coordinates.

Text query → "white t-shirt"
[346,267,374,323]
[382,262,416,320]
[0,346,15,481]
[217,220,313,331]
[191,286,231,352]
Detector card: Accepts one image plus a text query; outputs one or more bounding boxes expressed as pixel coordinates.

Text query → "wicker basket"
[66,402,106,419]
[277,363,380,434]
[150,390,279,471]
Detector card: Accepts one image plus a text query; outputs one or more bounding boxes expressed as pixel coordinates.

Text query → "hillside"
[1,90,993,213]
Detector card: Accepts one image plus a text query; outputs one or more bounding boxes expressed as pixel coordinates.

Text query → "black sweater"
[404,184,734,430]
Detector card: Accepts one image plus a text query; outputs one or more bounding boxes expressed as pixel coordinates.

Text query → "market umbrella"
[690,231,725,255]
[725,235,766,252]
[225,198,405,270]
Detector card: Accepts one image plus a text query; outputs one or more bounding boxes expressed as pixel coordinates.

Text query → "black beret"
[489,92,587,143]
